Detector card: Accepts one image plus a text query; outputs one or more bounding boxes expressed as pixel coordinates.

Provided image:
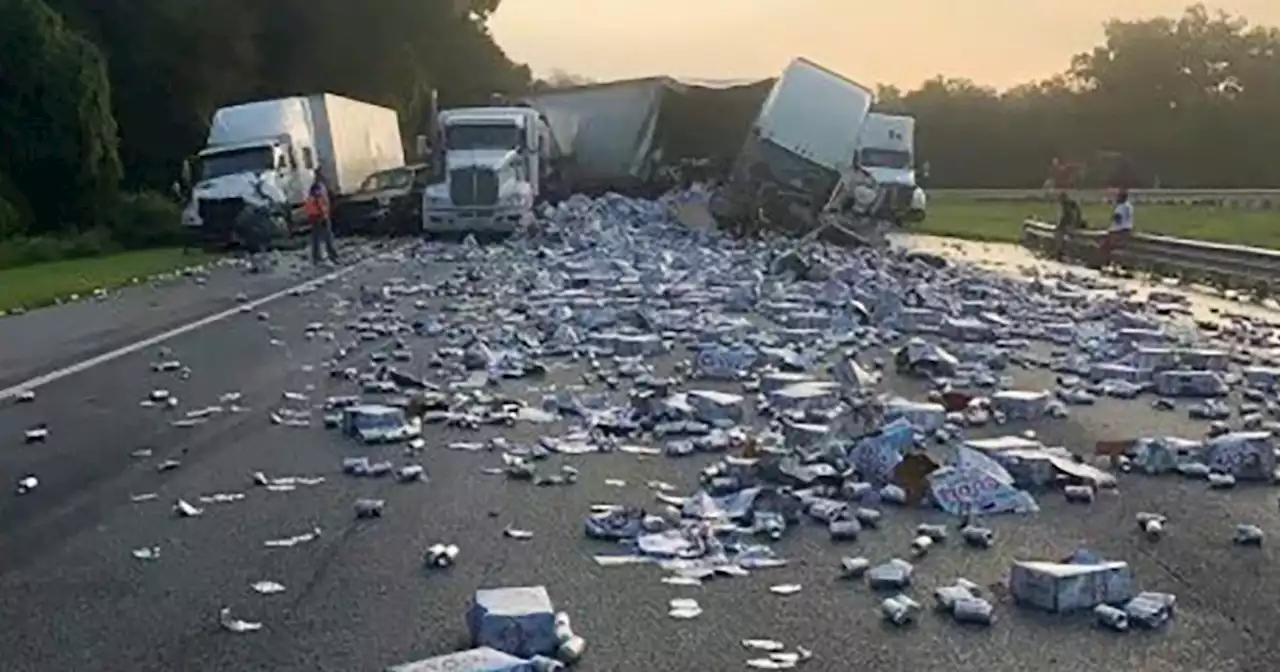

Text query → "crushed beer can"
[840,556,871,579]
[961,525,995,548]
[951,597,995,626]
[1234,524,1264,546]
[868,559,914,589]
[1094,604,1129,631]
[1123,591,1175,628]
[881,595,921,626]
[354,498,385,519]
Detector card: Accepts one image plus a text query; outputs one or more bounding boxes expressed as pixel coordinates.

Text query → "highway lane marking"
[0,254,392,402]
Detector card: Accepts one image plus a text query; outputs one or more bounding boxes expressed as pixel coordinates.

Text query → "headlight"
[911,188,927,210]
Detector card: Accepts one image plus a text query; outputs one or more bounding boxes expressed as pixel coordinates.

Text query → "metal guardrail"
[935,188,1280,209]
[1019,219,1280,294]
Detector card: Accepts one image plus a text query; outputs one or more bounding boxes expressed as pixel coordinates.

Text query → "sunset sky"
[489,1,1280,90]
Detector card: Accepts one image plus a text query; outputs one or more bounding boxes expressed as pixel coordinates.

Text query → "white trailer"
[307,93,405,197]
[712,58,874,235]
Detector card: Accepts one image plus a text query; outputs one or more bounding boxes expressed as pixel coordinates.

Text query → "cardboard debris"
[891,453,939,505]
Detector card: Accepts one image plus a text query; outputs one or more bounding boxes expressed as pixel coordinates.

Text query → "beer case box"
[386,647,534,672]
[1009,560,1135,613]
[467,586,559,659]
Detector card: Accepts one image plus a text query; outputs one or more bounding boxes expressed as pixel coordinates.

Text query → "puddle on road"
[893,233,1280,323]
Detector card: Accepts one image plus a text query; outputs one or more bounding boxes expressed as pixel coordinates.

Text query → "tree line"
[0,2,1276,265]
[0,0,530,264]
[878,4,1280,189]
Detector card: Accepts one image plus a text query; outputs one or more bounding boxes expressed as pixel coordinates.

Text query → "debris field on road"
[4,192,1280,671]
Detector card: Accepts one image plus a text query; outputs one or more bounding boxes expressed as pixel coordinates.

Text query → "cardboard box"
[1010,560,1134,613]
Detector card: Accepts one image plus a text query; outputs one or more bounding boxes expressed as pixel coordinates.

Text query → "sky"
[489,0,1280,90]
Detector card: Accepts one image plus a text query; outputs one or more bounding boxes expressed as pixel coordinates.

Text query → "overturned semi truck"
[710,58,875,237]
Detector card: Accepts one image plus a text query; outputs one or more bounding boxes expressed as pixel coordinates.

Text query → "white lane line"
[0,257,380,402]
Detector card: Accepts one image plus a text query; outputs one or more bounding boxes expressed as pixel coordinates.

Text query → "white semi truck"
[421,106,571,237]
[711,58,875,236]
[182,93,404,247]
[857,112,926,224]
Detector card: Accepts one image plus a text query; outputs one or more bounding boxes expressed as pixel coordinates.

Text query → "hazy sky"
[489,1,1280,90]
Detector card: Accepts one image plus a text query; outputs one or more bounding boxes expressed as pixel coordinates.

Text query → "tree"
[43,0,529,188]
[0,0,121,234]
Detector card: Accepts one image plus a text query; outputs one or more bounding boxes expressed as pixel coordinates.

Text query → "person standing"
[1053,190,1085,260]
[1098,188,1134,267]
[305,169,340,265]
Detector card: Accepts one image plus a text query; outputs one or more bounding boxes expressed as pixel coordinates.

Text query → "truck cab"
[856,113,926,224]
[422,107,549,237]
[182,98,318,241]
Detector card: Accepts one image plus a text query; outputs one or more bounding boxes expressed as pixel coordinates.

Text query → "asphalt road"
[0,240,398,392]
[1,235,1279,672]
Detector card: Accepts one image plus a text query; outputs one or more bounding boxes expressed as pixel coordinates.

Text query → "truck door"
[526,123,540,197]
[279,147,305,205]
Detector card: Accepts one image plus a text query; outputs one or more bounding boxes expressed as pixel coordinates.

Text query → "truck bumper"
[901,208,926,223]
[423,206,529,235]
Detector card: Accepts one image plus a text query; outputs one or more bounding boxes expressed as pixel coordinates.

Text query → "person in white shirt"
[1099,188,1134,266]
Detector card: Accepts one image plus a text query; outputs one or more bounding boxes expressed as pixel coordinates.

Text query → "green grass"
[918,200,1280,248]
[0,248,213,312]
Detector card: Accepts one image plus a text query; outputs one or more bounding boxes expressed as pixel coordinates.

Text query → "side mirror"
[415,135,429,159]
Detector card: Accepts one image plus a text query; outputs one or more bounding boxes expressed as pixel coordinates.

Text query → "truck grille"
[879,184,914,210]
[197,198,245,233]
[449,167,498,206]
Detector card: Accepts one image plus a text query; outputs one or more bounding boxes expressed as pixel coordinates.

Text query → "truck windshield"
[359,168,413,192]
[860,148,912,170]
[199,147,274,180]
[445,123,521,151]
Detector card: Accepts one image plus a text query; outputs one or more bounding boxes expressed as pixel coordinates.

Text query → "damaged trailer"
[524,78,673,199]
[710,58,874,238]
[649,78,774,188]
[524,77,772,199]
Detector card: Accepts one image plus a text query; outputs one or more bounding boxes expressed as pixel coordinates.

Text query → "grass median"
[918,199,1280,248]
[0,248,213,313]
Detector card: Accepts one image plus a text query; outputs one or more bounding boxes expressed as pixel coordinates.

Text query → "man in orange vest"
[306,169,340,265]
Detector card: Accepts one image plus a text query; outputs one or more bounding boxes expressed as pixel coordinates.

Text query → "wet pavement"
[1,209,1279,672]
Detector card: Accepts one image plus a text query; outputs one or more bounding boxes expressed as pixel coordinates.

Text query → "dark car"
[334,163,434,236]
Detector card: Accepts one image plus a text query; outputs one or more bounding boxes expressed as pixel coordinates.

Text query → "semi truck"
[710,58,875,236]
[420,106,572,237]
[856,112,926,224]
[181,94,404,248]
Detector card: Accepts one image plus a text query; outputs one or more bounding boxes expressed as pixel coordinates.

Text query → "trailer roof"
[531,75,772,97]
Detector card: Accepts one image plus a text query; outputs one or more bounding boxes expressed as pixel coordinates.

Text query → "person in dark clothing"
[1054,190,1085,259]
[306,170,340,265]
